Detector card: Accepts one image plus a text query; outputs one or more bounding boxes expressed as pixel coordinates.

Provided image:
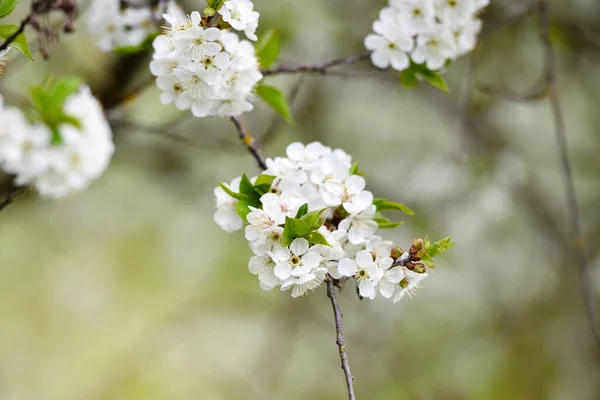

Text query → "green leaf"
[349,162,363,176]
[400,68,419,88]
[207,0,225,9]
[0,24,33,60]
[300,208,327,231]
[204,7,217,17]
[295,203,308,219]
[255,29,280,69]
[253,174,276,195]
[54,113,81,129]
[421,237,455,259]
[50,78,81,106]
[281,217,311,247]
[239,173,260,200]
[0,0,19,18]
[377,220,404,229]
[235,200,252,223]
[256,84,293,123]
[304,231,331,247]
[373,198,414,215]
[218,182,247,201]
[419,69,449,93]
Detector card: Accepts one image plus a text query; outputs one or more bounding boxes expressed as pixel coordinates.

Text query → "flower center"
[357,269,368,279]
[291,255,301,266]
[412,8,422,17]
[448,0,457,7]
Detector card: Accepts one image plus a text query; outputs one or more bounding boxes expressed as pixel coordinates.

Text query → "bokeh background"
[1,0,600,399]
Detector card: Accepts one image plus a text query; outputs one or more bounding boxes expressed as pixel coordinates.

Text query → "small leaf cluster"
[0,0,33,61]
[254,29,293,123]
[282,207,330,247]
[219,173,276,221]
[417,237,455,269]
[400,62,449,93]
[29,77,82,144]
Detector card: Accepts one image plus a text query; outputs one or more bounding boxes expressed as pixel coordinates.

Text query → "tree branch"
[0,186,27,212]
[536,0,600,348]
[326,276,356,400]
[261,53,371,76]
[230,116,268,170]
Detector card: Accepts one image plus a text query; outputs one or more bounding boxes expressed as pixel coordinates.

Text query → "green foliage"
[418,237,455,268]
[255,29,280,69]
[30,77,83,144]
[295,203,308,218]
[373,198,414,215]
[253,174,276,195]
[0,24,33,60]
[400,62,449,93]
[281,209,331,248]
[207,0,225,9]
[374,217,404,229]
[256,84,293,123]
[204,7,217,17]
[281,217,310,247]
[349,162,363,176]
[0,0,19,18]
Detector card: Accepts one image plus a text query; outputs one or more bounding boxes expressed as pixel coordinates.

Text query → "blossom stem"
[230,116,268,170]
[326,275,356,400]
[261,53,371,76]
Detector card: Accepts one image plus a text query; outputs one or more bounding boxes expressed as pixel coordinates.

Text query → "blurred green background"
[1,0,600,399]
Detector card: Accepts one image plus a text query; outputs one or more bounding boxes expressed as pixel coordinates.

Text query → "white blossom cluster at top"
[214,142,429,301]
[150,1,262,118]
[365,0,489,71]
[0,86,114,199]
[86,0,160,52]
[0,47,10,76]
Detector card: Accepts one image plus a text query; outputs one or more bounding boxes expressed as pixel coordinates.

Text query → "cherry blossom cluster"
[150,1,262,117]
[0,84,114,199]
[214,142,452,300]
[365,0,489,71]
[86,0,163,52]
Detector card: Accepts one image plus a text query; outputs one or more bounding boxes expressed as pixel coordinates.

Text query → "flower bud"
[409,238,423,260]
[390,246,404,260]
[406,262,426,274]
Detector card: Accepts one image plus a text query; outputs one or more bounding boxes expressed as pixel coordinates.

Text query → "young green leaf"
[304,231,331,247]
[400,68,418,88]
[256,84,293,123]
[253,174,276,195]
[373,198,414,215]
[207,0,225,9]
[419,69,450,93]
[255,29,280,69]
[421,237,455,258]
[281,217,311,247]
[295,203,309,219]
[349,162,363,176]
[377,220,404,229]
[239,173,260,200]
[235,200,252,223]
[0,0,19,18]
[0,24,33,60]
[300,208,327,231]
[218,182,247,201]
[50,78,82,106]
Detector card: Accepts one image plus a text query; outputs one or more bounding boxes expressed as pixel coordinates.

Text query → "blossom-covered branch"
[261,53,371,76]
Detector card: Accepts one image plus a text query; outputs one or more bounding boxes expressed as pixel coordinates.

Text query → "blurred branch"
[0,15,32,53]
[0,186,27,212]
[261,53,371,76]
[230,116,268,170]
[535,0,600,349]
[326,276,356,400]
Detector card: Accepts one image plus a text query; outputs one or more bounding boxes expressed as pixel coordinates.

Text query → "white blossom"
[338,250,384,299]
[393,268,428,303]
[214,177,243,232]
[270,238,323,280]
[219,0,260,41]
[339,205,379,245]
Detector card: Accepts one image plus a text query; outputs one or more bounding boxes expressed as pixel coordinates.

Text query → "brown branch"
[326,276,356,400]
[261,53,371,77]
[536,0,600,348]
[230,116,268,170]
[0,186,27,212]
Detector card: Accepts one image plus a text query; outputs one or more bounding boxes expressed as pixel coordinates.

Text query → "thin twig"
[536,0,600,348]
[230,116,268,170]
[261,53,371,76]
[325,276,356,400]
[0,186,27,212]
